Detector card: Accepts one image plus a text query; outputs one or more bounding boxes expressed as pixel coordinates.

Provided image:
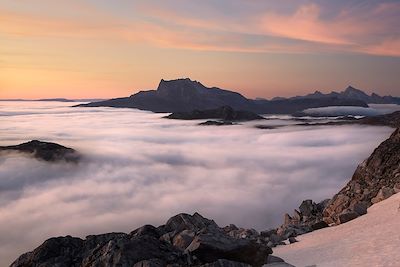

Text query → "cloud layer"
[0,101,394,265]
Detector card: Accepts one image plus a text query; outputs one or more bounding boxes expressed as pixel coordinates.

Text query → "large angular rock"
[200,259,251,267]
[338,211,359,224]
[10,236,84,267]
[371,187,394,204]
[185,231,272,267]
[163,212,219,233]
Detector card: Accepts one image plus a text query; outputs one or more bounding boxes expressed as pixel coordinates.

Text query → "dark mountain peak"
[313,90,323,95]
[343,85,368,96]
[157,78,204,91]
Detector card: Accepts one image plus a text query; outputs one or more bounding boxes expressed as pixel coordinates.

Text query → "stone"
[288,237,298,244]
[353,202,368,216]
[133,259,165,267]
[172,230,195,250]
[200,259,251,267]
[263,263,295,267]
[311,220,328,231]
[299,200,315,217]
[266,255,285,263]
[338,211,359,224]
[164,212,218,233]
[185,232,272,267]
[371,187,394,204]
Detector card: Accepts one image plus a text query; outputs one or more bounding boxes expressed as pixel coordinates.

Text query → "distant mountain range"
[274,86,400,104]
[77,78,373,114]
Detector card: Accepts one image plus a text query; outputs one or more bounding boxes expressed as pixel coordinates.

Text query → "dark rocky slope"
[11,213,296,267]
[323,128,400,224]
[0,140,79,162]
[270,127,400,243]
[165,106,264,122]
[76,78,368,114]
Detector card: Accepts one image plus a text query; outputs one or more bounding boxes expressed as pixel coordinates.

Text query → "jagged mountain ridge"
[279,85,400,104]
[76,78,368,114]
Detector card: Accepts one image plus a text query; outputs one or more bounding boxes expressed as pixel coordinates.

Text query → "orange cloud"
[0,2,399,57]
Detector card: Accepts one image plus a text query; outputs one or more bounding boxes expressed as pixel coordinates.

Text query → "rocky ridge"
[322,128,400,224]
[76,78,368,114]
[11,212,297,267]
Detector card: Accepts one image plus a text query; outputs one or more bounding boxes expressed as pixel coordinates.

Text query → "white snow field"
[274,193,400,267]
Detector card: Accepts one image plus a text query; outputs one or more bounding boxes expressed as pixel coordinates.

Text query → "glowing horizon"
[1,0,399,99]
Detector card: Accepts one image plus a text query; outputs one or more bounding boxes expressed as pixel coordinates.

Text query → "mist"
[0,101,394,266]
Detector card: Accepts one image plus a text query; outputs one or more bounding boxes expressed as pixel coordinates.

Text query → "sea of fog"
[0,101,395,265]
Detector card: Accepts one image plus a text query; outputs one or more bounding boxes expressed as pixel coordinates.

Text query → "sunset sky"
[1,0,399,99]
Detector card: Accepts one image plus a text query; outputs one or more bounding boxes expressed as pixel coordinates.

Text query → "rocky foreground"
[11,212,296,267]
[0,140,80,162]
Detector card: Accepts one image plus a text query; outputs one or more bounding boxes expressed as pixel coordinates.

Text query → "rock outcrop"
[0,140,80,162]
[76,78,368,114]
[165,106,264,122]
[323,128,400,224]
[269,199,329,246]
[11,212,284,267]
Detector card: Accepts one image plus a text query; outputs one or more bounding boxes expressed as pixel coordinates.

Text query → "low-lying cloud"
[0,101,394,266]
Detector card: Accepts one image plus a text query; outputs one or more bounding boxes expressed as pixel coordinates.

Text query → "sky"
[0,101,394,265]
[0,0,399,99]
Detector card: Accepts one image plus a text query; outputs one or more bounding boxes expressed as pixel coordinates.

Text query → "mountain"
[76,78,368,114]
[281,86,400,104]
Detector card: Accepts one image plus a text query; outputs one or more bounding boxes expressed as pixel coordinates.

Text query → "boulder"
[164,212,218,233]
[338,211,359,224]
[266,255,285,263]
[371,187,394,204]
[172,229,195,250]
[353,202,368,216]
[310,220,328,231]
[200,259,251,267]
[185,232,272,267]
[133,259,165,267]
